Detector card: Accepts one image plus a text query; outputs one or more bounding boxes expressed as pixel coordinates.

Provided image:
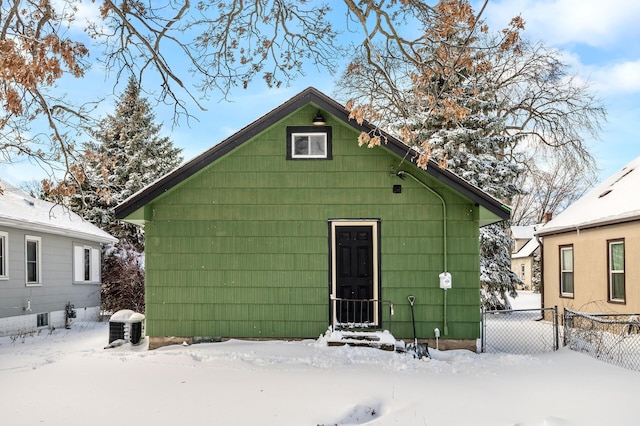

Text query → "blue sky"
[2,0,639,187]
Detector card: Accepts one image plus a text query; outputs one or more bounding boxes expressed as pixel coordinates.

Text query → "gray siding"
[0,225,102,322]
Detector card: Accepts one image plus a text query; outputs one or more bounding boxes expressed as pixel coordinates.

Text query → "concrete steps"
[326,330,405,352]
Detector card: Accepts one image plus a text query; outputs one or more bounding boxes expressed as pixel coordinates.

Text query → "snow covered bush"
[100,244,145,313]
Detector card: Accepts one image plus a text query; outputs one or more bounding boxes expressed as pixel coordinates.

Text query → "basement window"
[287,126,332,160]
[37,313,49,328]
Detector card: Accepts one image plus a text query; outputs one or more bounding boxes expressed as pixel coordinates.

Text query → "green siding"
[139,104,482,340]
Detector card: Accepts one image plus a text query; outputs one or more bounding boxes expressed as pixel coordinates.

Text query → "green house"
[115,88,509,350]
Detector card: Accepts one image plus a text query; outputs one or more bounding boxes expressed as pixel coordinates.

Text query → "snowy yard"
[1,292,638,425]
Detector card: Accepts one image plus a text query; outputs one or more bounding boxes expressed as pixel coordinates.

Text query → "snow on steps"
[325,329,405,352]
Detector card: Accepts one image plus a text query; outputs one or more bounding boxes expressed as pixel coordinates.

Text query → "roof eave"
[0,217,118,244]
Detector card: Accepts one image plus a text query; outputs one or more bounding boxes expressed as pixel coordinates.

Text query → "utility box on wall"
[439,272,452,289]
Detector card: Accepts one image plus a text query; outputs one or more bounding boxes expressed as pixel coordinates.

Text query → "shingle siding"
[141,106,482,340]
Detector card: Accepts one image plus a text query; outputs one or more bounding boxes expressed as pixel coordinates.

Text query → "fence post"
[563,308,571,347]
[480,307,486,353]
[553,305,559,351]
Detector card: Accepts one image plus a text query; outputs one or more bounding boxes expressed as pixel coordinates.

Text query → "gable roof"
[512,237,540,259]
[0,179,117,244]
[115,87,510,224]
[537,155,640,236]
[511,225,537,240]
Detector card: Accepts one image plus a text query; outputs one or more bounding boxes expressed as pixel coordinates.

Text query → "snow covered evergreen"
[72,76,183,249]
[412,76,522,309]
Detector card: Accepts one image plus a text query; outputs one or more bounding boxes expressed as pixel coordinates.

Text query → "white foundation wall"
[0,306,101,337]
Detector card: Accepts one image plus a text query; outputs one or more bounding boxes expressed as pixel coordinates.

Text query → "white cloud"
[483,0,640,48]
[480,1,640,95]
[559,50,640,95]
[51,0,103,34]
[589,60,640,94]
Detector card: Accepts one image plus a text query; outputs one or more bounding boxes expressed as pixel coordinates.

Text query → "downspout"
[396,170,449,335]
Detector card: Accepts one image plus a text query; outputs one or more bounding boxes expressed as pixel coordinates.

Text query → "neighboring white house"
[0,179,117,336]
[511,225,541,291]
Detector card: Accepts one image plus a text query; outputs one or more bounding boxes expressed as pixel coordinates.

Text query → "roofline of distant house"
[115,87,511,221]
[536,214,640,237]
[0,217,118,244]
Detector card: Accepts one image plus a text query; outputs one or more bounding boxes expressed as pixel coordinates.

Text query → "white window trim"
[291,132,328,159]
[0,231,8,280]
[560,246,573,297]
[25,235,42,286]
[73,244,101,284]
[329,220,380,327]
[608,241,625,302]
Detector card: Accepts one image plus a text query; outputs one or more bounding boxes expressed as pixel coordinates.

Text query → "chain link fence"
[481,307,560,354]
[563,309,640,371]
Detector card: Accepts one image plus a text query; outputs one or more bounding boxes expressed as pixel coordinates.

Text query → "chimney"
[543,212,553,223]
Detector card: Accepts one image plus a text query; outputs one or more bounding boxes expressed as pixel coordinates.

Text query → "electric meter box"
[439,272,452,289]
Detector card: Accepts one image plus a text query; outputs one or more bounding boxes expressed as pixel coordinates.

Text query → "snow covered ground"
[1,292,638,425]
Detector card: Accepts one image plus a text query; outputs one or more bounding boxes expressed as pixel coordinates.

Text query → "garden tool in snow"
[406,295,430,359]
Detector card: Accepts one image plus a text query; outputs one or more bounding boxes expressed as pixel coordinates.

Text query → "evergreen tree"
[405,25,523,309]
[72,75,183,250]
[531,252,541,294]
[45,76,183,312]
[425,80,522,309]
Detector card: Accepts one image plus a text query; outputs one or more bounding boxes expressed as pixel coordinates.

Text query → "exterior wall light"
[312,111,326,125]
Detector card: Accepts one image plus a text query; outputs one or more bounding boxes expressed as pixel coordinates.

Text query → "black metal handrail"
[330,296,395,330]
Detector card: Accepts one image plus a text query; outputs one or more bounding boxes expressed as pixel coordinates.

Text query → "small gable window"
[287,126,332,160]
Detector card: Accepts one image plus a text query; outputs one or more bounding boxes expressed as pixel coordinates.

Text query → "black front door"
[334,225,375,324]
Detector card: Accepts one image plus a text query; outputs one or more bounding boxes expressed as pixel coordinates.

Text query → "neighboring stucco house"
[115,87,510,350]
[0,179,117,336]
[536,156,640,314]
[510,225,540,290]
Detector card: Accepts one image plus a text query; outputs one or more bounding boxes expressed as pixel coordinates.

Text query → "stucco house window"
[25,235,41,285]
[608,240,625,302]
[286,126,332,160]
[560,245,573,297]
